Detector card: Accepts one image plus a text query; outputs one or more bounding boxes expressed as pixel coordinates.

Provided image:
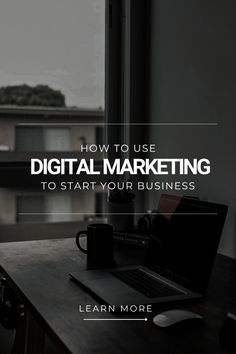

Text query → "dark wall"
[147,0,236,258]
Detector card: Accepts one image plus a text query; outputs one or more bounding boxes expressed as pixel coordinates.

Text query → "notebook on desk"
[70,197,228,307]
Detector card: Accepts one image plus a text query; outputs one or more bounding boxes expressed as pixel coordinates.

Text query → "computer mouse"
[153,309,203,328]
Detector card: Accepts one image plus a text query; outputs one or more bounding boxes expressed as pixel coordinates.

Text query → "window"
[17,195,46,223]
[44,128,71,152]
[0,0,148,233]
[15,127,44,152]
[16,127,71,152]
[0,0,106,234]
[16,193,72,223]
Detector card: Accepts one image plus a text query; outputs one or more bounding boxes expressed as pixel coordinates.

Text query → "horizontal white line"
[83,318,148,321]
[17,122,218,126]
[17,212,218,216]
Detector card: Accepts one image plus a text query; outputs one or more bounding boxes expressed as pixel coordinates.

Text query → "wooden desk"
[0,238,235,354]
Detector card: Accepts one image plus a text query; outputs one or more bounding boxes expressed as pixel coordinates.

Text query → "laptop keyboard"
[111,268,183,298]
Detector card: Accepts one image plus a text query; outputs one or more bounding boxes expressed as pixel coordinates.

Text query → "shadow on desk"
[0,328,59,354]
[0,328,14,354]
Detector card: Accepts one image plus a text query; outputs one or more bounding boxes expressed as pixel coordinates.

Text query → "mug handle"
[76,231,88,254]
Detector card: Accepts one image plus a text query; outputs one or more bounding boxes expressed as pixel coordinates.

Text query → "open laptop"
[70,196,228,307]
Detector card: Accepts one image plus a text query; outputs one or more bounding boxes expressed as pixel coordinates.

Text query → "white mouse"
[153,309,203,328]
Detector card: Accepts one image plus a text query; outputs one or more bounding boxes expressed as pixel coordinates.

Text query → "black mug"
[76,224,114,269]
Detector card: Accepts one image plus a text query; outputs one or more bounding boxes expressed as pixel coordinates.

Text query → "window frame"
[105,0,150,212]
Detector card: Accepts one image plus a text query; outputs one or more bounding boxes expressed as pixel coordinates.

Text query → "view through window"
[0,0,105,226]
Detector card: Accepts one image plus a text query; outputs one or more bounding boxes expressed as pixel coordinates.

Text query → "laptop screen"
[144,195,228,294]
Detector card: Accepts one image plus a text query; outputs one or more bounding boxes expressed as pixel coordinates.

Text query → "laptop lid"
[144,195,228,295]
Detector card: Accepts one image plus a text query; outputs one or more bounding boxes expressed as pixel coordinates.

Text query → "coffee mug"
[76,224,114,269]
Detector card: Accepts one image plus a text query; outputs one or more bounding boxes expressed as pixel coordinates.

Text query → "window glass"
[16,127,44,152]
[0,0,105,229]
[44,128,71,152]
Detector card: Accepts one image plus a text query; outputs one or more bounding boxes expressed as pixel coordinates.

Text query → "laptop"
[70,196,228,307]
